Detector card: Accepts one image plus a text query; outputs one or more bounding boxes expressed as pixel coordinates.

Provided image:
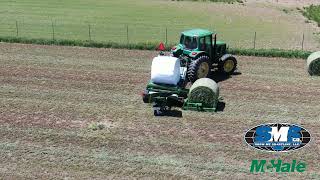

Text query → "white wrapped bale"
[307,51,320,76]
[151,56,181,85]
[188,78,219,106]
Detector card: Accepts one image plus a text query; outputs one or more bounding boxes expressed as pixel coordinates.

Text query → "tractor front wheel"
[219,56,237,75]
[187,56,211,83]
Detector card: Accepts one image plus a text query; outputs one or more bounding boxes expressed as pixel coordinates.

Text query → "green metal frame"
[145,81,219,113]
[183,101,217,112]
[146,81,189,97]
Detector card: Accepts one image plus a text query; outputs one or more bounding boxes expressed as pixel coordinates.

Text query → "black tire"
[154,109,164,116]
[187,56,211,83]
[154,110,160,116]
[142,90,149,103]
[219,55,237,75]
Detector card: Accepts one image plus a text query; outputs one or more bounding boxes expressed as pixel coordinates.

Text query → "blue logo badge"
[244,123,311,152]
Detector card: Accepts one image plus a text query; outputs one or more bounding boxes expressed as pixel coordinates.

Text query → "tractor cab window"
[217,46,222,54]
[203,35,212,53]
[199,37,206,51]
[183,36,197,50]
[205,35,212,45]
[190,37,197,49]
[184,36,191,48]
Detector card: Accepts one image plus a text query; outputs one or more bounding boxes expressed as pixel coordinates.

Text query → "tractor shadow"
[209,70,242,83]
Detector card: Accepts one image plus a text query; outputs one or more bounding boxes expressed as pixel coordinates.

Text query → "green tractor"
[171,29,237,82]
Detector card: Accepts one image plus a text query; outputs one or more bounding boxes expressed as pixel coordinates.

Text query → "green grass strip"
[0,36,311,59]
[229,48,311,59]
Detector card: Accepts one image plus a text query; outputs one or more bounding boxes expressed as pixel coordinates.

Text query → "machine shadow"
[161,110,183,118]
[209,70,242,83]
[162,102,225,117]
[216,101,226,112]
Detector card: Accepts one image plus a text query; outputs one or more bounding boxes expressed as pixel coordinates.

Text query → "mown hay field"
[0,43,320,179]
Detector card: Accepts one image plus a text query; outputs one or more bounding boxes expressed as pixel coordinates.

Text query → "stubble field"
[0,43,320,179]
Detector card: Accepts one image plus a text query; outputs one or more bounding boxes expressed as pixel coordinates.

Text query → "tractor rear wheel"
[187,56,211,83]
[219,55,237,75]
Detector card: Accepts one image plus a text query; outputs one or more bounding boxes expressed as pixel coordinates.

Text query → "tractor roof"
[181,29,214,37]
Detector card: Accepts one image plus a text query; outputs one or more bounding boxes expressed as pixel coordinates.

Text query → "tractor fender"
[220,54,235,62]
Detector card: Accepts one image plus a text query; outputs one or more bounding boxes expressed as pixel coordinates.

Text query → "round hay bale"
[188,78,219,106]
[307,51,320,76]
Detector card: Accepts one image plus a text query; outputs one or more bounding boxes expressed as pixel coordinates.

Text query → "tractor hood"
[184,49,204,58]
[183,49,192,55]
[171,44,202,58]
